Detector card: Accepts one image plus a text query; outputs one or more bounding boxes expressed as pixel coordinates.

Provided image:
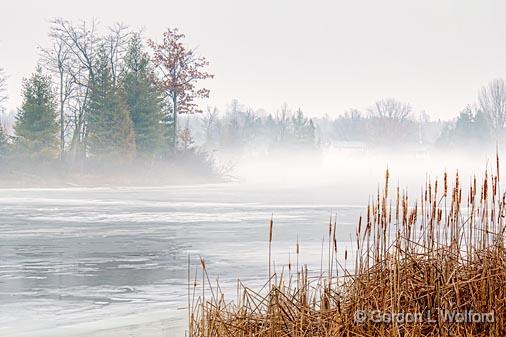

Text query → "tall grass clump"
[187,156,506,337]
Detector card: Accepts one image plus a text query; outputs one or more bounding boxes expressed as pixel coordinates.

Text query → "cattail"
[474,175,477,197]
[385,168,390,198]
[484,171,488,201]
[269,215,273,243]
[268,214,273,290]
[328,215,332,237]
[296,235,300,292]
[396,185,400,223]
[444,171,448,197]
[190,159,506,337]
[356,216,362,250]
[333,226,337,253]
[497,147,500,182]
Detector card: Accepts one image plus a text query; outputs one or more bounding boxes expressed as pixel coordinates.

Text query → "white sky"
[1,0,506,119]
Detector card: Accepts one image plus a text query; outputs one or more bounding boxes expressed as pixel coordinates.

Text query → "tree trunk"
[59,71,65,161]
[172,94,177,153]
[68,109,84,164]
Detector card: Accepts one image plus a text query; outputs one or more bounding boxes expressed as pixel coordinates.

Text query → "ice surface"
[0,184,361,336]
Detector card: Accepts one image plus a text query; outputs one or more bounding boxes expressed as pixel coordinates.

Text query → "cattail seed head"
[269,215,273,243]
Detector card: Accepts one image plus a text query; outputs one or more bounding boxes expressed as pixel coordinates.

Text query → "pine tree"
[0,68,8,157]
[14,67,59,158]
[87,48,135,159]
[122,34,166,158]
[0,124,10,156]
[292,109,315,147]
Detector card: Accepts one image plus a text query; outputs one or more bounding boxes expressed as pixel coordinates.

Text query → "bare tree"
[40,32,75,160]
[368,98,411,121]
[0,69,8,153]
[367,98,413,144]
[48,19,99,161]
[478,79,506,133]
[203,106,218,144]
[103,23,132,86]
[0,67,6,109]
[275,103,291,142]
[0,68,6,146]
[344,108,362,121]
[334,108,364,141]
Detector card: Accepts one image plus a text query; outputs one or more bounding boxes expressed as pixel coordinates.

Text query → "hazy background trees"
[0,19,505,183]
[366,98,415,145]
[437,106,490,148]
[189,100,317,157]
[0,67,6,110]
[478,79,506,138]
[0,67,9,156]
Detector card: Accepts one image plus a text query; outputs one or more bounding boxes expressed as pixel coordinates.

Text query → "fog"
[2,102,504,337]
[226,146,499,203]
[1,3,506,337]
[1,145,502,337]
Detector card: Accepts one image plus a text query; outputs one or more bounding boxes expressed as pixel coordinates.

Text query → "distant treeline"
[318,91,500,148]
[173,80,504,156]
[181,101,317,155]
[1,19,505,173]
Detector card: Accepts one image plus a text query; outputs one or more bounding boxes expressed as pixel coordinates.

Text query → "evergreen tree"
[0,68,8,157]
[474,110,491,140]
[291,109,315,147]
[14,67,59,158]
[453,106,474,141]
[87,48,135,159]
[0,124,10,156]
[122,34,166,158]
[437,106,491,147]
[0,67,6,109]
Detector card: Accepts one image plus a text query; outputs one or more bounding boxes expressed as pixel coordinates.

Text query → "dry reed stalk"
[269,214,273,291]
[189,160,506,337]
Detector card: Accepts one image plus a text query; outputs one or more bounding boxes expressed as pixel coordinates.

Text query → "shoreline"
[0,171,228,189]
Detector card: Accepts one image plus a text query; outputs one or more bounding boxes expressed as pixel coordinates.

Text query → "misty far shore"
[2,19,506,193]
[0,158,226,188]
[0,144,500,189]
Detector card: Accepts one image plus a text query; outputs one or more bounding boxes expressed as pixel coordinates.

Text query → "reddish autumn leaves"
[148,28,213,148]
[149,28,214,145]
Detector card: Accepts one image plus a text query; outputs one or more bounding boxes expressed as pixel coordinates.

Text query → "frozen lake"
[0,183,365,337]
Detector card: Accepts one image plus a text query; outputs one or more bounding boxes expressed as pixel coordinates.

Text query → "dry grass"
[187,156,506,337]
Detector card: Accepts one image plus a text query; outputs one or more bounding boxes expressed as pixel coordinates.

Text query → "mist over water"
[0,145,500,337]
[227,145,500,205]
